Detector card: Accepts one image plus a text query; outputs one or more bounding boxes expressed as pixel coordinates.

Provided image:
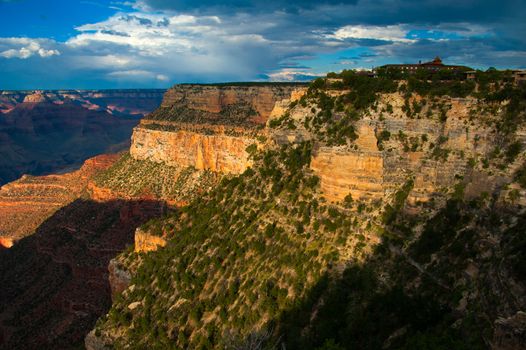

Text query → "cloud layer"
[0,0,524,89]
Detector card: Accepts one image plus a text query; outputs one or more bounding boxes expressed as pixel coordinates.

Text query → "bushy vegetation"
[95,143,370,349]
[93,71,526,350]
[94,153,218,202]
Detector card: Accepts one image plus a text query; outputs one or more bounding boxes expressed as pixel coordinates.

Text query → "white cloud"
[0,38,60,59]
[108,69,152,77]
[330,25,414,43]
[107,70,169,82]
[267,68,320,81]
[66,13,225,57]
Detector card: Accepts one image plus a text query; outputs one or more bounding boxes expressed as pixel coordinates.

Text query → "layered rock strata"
[130,126,255,174]
[0,154,119,243]
[305,94,498,203]
[129,84,305,175]
[159,84,301,124]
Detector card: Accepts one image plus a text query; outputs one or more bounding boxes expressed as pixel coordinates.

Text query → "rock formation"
[0,89,165,185]
[127,83,304,175]
[134,228,167,253]
[159,84,300,124]
[0,154,119,243]
[130,125,255,174]
[108,259,132,299]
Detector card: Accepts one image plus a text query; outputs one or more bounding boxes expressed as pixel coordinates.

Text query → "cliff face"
[127,84,304,175]
[134,228,167,253]
[130,125,254,174]
[160,84,299,124]
[279,94,497,203]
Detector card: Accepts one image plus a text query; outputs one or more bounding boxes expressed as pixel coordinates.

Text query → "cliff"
[130,125,255,174]
[158,84,301,124]
[86,75,526,349]
[126,83,304,176]
[269,92,499,205]
[134,228,167,253]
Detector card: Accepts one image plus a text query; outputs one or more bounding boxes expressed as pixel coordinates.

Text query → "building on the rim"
[514,70,526,85]
[374,57,472,74]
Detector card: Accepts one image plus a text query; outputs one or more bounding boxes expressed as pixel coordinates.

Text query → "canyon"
[0,89,164,185]
[86,78,526,349]
[0,78,525,349]
[0,154,119,245]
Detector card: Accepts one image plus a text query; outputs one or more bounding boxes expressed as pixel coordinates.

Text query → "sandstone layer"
[307,94,497,203]
[160,84,301,124]
[130,126,254,174]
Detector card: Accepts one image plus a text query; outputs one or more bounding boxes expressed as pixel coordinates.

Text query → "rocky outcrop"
[108,259,131,299]
[311,149,384,201]
[22,92,49,103]
[130,126,255,174]
[308,94,497,203]
[127,84,306,174]
[160,84,300,124]
[134,228,167,253]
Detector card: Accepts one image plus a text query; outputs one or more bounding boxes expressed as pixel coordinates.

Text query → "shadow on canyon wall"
[0,198,166,350]
[273,200,526,350]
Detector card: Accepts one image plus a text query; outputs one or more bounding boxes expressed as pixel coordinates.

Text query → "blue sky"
[0,0,525,89]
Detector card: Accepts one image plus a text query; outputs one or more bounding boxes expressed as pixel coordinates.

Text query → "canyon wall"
[0,89,165,116]
[160,84,299,123]
[130,126,255,174]
[307,95,496,203]
[128,84,304,175]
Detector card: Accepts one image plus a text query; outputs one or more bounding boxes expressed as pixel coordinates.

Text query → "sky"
[0,0,525,89]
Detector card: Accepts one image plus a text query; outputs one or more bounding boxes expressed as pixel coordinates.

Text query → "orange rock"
[0,154,120,244]
[134,228,167,253]
[311,148,384,202]
[130,126,255,174]
[161,85,299,123]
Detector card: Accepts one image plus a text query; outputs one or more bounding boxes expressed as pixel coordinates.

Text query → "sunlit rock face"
[130,126,255,174]
[160,84,299,124]
[308,94,497,204]
[134,228,167,253]
[129,84,304,175]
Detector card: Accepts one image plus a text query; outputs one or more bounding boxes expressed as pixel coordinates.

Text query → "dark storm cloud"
[138,0,523,25]
[138,0,526,47]
[139,0,359,13]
